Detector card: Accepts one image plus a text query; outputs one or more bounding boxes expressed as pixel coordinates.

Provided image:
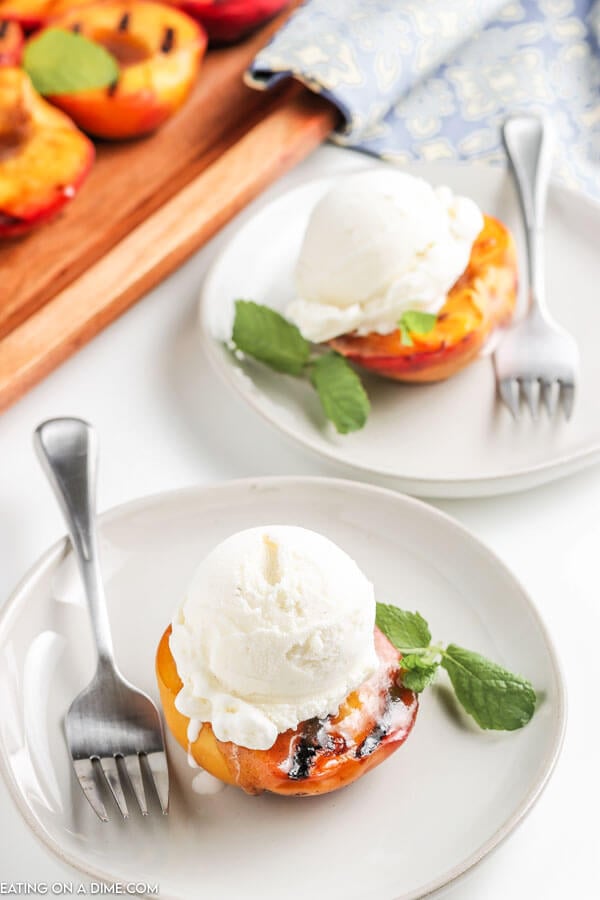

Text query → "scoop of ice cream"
[170,526,377,751]
[287,169,484,342]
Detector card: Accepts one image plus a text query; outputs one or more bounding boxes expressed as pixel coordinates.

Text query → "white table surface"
[0,144,598,897]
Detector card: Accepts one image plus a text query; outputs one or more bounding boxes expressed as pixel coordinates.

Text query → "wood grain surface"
[0,5,338,412]
[0,87,336,411]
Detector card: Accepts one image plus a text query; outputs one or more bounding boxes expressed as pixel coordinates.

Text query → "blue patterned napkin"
[247,0,600,197]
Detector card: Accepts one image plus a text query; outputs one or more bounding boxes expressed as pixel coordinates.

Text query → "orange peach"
[38,1,206,140]
[330,215,518,383]
[156,624,418,796]
[0,68,94,237]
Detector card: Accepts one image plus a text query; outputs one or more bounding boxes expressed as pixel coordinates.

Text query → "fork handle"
[34,418,115,668]
[502,115,553,316]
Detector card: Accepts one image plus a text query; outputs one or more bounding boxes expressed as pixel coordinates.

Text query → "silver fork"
[494,114,579,420]
[34,418,169,822]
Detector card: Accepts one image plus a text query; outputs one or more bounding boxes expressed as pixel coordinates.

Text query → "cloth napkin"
[246,0,600,198]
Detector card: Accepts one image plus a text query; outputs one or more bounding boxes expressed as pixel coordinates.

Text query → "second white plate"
[200,158,600,497]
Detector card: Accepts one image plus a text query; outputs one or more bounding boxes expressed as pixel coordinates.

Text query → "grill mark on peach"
[0,20,8,38]
[117,11,130,31]
[71,21,81,32]
[161,26,175,53]
[107,79,119,97]
[356,688,392,758]
[286,719,347,780]
[357,683,416,758]
[286,719,320,780]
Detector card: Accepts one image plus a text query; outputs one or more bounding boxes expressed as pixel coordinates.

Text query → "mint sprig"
[230,300,370,434]
[398,310,437,347]
[376,601,536,731]
[400,657,439,692]
[232,300,310,375]
[24,29,119,96]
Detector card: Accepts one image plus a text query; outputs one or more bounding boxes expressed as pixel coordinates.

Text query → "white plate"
[199,159,600,498]
[0,478,565,899]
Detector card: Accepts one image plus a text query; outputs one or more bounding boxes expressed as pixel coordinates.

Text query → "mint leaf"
[24,29,119,96]
[399,323,413,346]
[375,603,431,651]
[402,664,439,693]
[401,650,440,669]
[310,352,369,434]
[229,302,371,432]
[232,300,310,375]
[441,645,536,731]
[402,310,438,334]
[396,645,441,692]
[400,653,440,692]
[398,310,437,347]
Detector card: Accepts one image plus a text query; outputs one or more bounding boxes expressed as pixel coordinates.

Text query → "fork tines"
[499,377,575,421]
[73,751,168,821]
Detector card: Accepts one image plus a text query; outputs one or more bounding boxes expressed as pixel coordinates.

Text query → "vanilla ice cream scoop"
[169,526,377,751]
[287,169,484,342]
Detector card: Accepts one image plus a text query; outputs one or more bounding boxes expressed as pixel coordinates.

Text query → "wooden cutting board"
[0,6,337,412]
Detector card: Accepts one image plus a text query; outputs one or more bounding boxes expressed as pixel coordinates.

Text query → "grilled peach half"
[0,19,23,63]
[330,215,518,383]
[0,68,94,237]
[170,0,289,43]
[40,1,206,139]
[156,625,418,796]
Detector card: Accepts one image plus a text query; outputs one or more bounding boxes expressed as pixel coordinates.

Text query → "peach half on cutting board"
[0,19,23,64]
[330,215,518,383]
[38,1,207,139]
[156,625,418,796]
[0,67,94,236]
